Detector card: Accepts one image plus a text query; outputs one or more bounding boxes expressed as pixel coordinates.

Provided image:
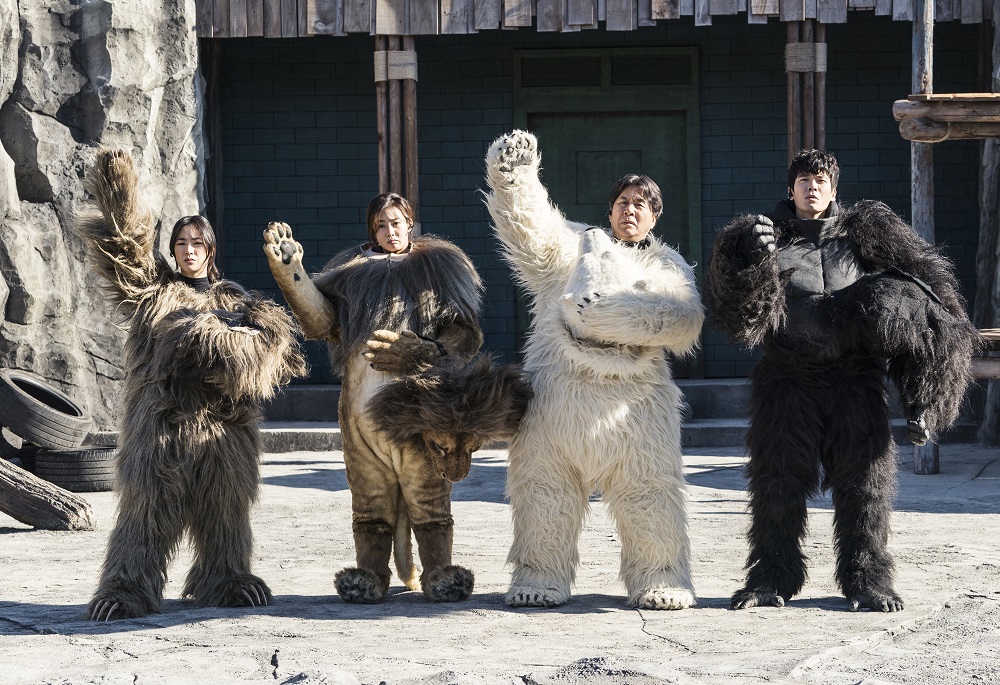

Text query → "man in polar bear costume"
[484,130,705,609]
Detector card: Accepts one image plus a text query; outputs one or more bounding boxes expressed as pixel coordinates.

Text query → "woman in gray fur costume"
[264,192,484,604]
[76,148,306,620]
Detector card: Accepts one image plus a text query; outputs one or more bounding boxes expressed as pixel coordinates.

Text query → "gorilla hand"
[363,329,444,375]
[742,215,775,264]
[907,412,930,446]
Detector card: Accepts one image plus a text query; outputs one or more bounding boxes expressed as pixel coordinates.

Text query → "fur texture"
[75,148,307,620]
[484,130,704,609]
[707,198,976,612]
[263,222,484,603]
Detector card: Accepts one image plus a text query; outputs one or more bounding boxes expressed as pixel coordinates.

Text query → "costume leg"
[732,356,823,609]
[505,434,589,608]
[182,423,271,608]
[335,422,399,604]
[604,465,695,610]
[822,358,903,612]
[87,436,186,620]
[398,445,473,602]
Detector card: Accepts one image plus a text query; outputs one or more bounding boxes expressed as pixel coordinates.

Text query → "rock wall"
[0,0,205,430]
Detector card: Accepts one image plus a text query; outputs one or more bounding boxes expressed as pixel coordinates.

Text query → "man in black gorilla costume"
[707,149,977,612]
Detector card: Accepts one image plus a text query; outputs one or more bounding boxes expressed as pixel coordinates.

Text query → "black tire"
[0,369,92,450]
[34,447,116,493]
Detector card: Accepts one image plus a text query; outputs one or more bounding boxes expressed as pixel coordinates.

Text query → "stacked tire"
[0,368,114,492]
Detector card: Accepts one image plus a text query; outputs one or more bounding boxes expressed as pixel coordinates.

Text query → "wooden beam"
[0,459,97,531]
[389,37,403,194]
[815,22,826,150]
[910,0,933,243]
[893,97,1000,121]
[802,19,815,149]
[900,118,1000,141]
[787,21,802,164]
[376,37,388,194]
[403,36,420,227]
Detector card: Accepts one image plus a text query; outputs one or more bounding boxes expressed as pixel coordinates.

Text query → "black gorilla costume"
[707,198,977,612]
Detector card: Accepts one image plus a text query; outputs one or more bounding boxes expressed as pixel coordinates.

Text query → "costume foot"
[423,565,474,602]
[191,573,273,608]
[335,567,388,604]
[87,585,158,621]
[730,588,786,610]
[487,130,538,175]
[633,587,696,610]
[849,588,904,612]
[505,584,571,608]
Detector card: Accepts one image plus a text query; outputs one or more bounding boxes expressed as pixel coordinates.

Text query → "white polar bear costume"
[484,130,705,609]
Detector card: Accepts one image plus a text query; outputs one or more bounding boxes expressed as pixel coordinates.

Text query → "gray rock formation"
[0,0,205,431]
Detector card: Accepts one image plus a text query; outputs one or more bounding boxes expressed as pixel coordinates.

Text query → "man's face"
[790,172,836,220]
[610,186,656,242]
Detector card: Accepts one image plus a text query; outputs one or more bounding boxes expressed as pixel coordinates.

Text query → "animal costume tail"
[393,506,421,591]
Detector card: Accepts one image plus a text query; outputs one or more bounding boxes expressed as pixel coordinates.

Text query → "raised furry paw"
[423,565,475,602]
[505,584,570,608]
[634,587,696,610]
[362,329,442,375]
[335,567,388,604]
[730,588,786,610]
[487,130,538,174]
[263,221,305,283]
[849,588,904,612]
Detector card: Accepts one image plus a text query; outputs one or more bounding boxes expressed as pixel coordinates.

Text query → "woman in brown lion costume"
[263,192,485,603]
[76,148,307,620]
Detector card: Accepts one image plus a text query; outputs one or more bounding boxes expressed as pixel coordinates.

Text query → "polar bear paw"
[633,587,696,610]
[505,584,571,608]
[263,221,305,286]
[487,130,538,174]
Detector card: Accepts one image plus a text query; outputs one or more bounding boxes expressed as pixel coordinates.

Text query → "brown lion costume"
[264,221,488,603]
[75,149,307,620]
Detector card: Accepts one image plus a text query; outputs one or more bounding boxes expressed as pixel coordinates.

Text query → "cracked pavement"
[2,444,999,684]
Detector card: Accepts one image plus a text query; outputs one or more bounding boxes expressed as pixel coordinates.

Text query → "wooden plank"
[504,0,532,26]
[638,0,656,25]
[281,0,298,35]
[230,0,248,36]
[196,0,215,36]
[570,0,598,23]
[780,0,804,21]
[893,0,914,20]
[537,0,563,28]
[298,0,308,34]
[247,0,264,34]
[874,0,892,14]
[214,0,231,37]
[893,98,1000,120]
[441,0,472,32]
[344,0,371,31]
[934,0,953,21]
[652,0,680,18]
[376,37,388,194]
[599,0,608,20]
[307,0,342,34]
[264,0,283,35]
[403,36,419,214]
[0,459,97,531]
[376,0,405,34]
[900,119,1000,141]
[411,0,440,33]
[679,0,693,12]
[474,0,500,28]
[961,0,983,22]
[804,0,817,17]
[606,0,637,28]
[694,0,711,24]
[710,0,738,13]
[849,0,876,7]
[817,0,847,20]
[746,0,768,21]
[751,0,779,14]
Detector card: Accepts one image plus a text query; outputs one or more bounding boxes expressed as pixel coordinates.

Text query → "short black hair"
[607,174,663,219]
[787,149,840,189]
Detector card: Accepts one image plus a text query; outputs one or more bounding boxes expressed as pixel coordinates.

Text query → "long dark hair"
[365,193,414,244]
[169,215,221,282]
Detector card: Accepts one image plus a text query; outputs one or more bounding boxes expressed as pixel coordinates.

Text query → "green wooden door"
[527,111,691,256]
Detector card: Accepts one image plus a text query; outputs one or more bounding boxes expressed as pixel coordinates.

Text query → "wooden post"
[388,36,403,194]
[913,442,940,475]
[375,36,389,194]
[787,21,802,165]
[802,20,815,150]
[402,35,420,231]
[0,458,97,531]
[815,23,826,151]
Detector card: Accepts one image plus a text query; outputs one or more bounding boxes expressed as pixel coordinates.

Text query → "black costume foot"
[422,564,474,602]
[730,587,786,610]
[335,567,389,604]
[848,588,904,612]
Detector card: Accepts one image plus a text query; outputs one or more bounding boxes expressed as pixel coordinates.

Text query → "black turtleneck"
[179,275,212,292]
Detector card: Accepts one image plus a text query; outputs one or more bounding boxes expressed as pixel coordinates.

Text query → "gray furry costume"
[707,198,976,612]
[263,222,484,603]
[76,149,307,620]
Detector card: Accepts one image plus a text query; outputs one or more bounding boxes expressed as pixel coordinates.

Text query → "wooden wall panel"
[849,0,876,8]
[817,0,847,21]
[504,0,532,25]
[780,0,804,20]
[376,0,405,33]
[197,0,214,36]
[247,0,264,34]
[441,0,472,32]
[893,0,914,19]
[569,0,597,23]
[344,0,372,31]
[875,0,892,13]
[214,0,231,36]
[710,0,738,14]
[537,0,564,29]
[264,0,283,35]
[638,0,656,25]
[409,0,439,32]
[230,0,248,36]
[307,0,344,34]
[474,0,501,28]
[694,0,711,23]
[606,0,637,28]
[280,0,299,35]
[804,0,816,17]
[934,0,952,20]
[961,0,983,22]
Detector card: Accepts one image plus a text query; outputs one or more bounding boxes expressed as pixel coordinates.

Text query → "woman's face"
[374,206,412,253]
[173,225,210,278]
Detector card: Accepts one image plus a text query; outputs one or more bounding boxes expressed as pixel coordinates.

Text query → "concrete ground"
[2,442,999,685]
